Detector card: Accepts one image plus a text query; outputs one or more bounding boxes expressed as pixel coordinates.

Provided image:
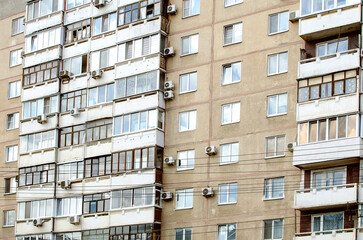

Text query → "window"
[83,192,110,214]
[63,55,88,76]
[176,228,192,240]
[317,39,348,57]
[223,62,241,85]
[23,96,58,119]
[183,0,200,18]
[18,163,55,187]
[224,22,242,45]
[4,177,16,194]
[19,130,57,153]
[267,93,287,117]
[93,12,117,35]
[83,230,109,240]
[23,60,59,87]
[115,70,160,98]
[268,52,288,75]
[298,114,357,145]
[17,199,53,220]
[118,34,160,61]
[57,161,84,181]
[27,0,59,21]
[111,186,160,209]
[301,0,346,16]
[55,233,82,240]
[65,19,91,44]
[10,49,22,67]
[56,197,82,216]
[181,34,199,56]
[28,28,60,52]
[298,70,357,102]
[12,17,24,35]
[66,0,91,10]
[60,125,86,147]
[264,177,284,199]
[218,223,236,240]
[114,109,164,135]
[8,81,21,98]
[176,189,193,209]
[7,113,19,130]
[221,102,240,125]
[6,145,18,163]
[312,213,343,232]
[99,48,116,69]
[86,119,112,142]
[118,0,161,26]
[219,183,237,204]
[61,89,87,112]
[269,12,288,35]
[3,210,15,226]
[177,150,195,170]
[264,219,283,240]
[110,224,161,240]
[88,83,114,107]
[179,110,197,132]
[220,143,239,164]
[225,0,243,7]
[312,168,345,188]
[84,155,112,178]
[17,234,52,240]
[265,135,285,158]
[180,72,197,94]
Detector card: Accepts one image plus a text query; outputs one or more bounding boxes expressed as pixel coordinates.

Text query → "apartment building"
[0,0,25,238]
[16,0,167,239]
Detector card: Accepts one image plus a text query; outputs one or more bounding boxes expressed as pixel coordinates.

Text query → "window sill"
[182,14,200,19]
[2,225,14,228]
[221,121,240,126]
[8,95,21,100]
[179,89,197,95]
[263,196,284,201]
[114,127,163,137]
[268,30,289,36]
[25,10,63,24]
[267,113,287,118]
[11,32,23,37]
[219,161,238,166]
[109,205,157,213]
[175,207,193,211]
[180,52,198,58]
[176,167,194,172]
[218,202,237,206]
[179,129,196,133]
[6,127,19,131]
[222,81,240,86]
[225,2,243,8]
[10,63,22,68]
[92,29,116,40]
[268,71,288,77]
[4,192,16,196]
[265,154,285,159]
[65,2,92,12]
[5,160,17,164]
[223,41,242,47]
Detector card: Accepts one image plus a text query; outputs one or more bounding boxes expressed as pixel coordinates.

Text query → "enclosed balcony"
[294,229,355,240]
[299,0,361,40]
[294,183,357,209]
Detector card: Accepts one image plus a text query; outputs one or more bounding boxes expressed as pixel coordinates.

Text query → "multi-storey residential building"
[16,0,167,239]
[0,0,24,238]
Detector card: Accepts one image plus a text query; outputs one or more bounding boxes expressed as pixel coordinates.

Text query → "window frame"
[12,17,24,36]
[222,62,241,85]
[63,54,88,77]
[4,177,16,194]
[221,102,240,125]
[311,167,346,189]
[10,49,22,67]
[83,192,110,214]
[181,34,199,56]
[267,93,288,117]
[264,177,284,200]
[65,19,91,44]
[87,83,115,107]
[86,119,113,143]
[56,196,83,217]
[5,145,18,163]
[7,113,19,130]
[179,72,197,94]
[18,163,56,187]
[316,38,348,57]
[66,0,91,10]
[23,60,59,87]
[22,96,58,120]
[218,223,237,240]
[223,22,243,46]
[265,135,285,158]
[26,0,59,21]
[175,188,193,210]
[225,0,243,7]
[8,81,21,99]
[267,52,288,76]
[59,124,86,148]
[93,12,117,36]
[268,11,289,35]
[177,149,195,171]
[220,142,239,165]
[183,0,200,18]
[61,89,87,113]
[264,219,283,240]
[3,210,15,227]
[311,212,344,233]
[301,0,347,16]
[175,227,192,240]
[179,110,197,132]
[218,183,238,205]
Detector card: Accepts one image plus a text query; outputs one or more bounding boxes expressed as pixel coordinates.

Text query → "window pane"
[347,115,356,137]
[273,219,283,239]
[269,14,278,34]
[318,120,326,141]
[268,96,277,116]
[279,12,288,31]
[264,221,272,239]
[309,121,317,143]
[278,52,288,73]
[338,116,346,138]
[329,118,337,139]
[268,54,277,75]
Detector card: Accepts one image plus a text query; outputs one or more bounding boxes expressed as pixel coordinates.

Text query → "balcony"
[23,45,62,68]
[25,11,63,36]
[296,94,358,122]
[20,115,58,135]
[22,80,60,102]
[19,148,57,168]
[299,1,361,40]
[64,3,92,25]
[16,219,53,236]
[294,183,357,209]
[293,137,363,167]
[112,129,164,152]
[298,49,360,79]
[294,229,355,240]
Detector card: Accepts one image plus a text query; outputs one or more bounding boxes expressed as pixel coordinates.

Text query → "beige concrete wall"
[0,8,24,239]
[163,0,302,239]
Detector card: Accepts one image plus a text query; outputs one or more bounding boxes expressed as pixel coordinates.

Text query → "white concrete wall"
[20,115,58,135]
[16,220,53,236]
[112,129,164,152]
[22,80,60,102]
[19,149,57,168]
[117,17,162,43]
[115,55,162,79]
[85,141,112,158]
[294,231,355,240]
[17,184,55,202]
[23,46,62,68]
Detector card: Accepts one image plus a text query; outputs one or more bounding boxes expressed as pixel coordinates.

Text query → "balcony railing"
[294,228,355,240]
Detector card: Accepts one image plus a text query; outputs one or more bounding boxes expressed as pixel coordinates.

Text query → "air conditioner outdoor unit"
[202,187,214,198]
[70,108,80,117]
[94,0,105,8]
[60,70,70,79]
[58,180,72,189]
[33,218,44,227]
[164,90,174,100]
[164,157,175,166]
[167,5,177,14]
[91,70,103,78]
[289,10,300,22]
[37,114,47,124]
[21,50,25,58]
[164,47,175,57]
[161,192,173,201]
[69,215,81,224]
[205,146,217,155]
[287,142,296,152]
[164,81,174,90]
